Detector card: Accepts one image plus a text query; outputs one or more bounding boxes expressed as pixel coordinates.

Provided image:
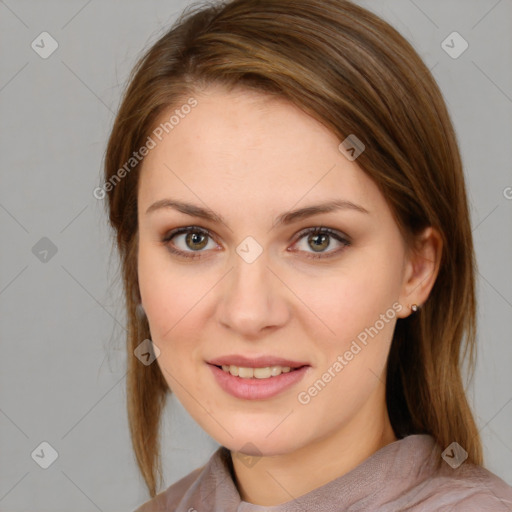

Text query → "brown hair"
[103,0,482,497]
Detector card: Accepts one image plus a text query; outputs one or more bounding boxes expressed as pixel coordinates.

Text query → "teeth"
[221,364,292,379]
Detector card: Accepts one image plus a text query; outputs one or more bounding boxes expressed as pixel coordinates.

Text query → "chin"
[214,428,304,457]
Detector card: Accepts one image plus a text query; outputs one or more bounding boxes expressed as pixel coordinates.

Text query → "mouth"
[207,354,309,371]
[207,362,311,400]
[210,363,308,379]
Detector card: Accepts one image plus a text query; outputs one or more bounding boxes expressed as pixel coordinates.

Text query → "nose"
[216,251,290,339]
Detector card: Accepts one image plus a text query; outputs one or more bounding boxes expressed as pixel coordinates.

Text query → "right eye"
[162,226,218,259]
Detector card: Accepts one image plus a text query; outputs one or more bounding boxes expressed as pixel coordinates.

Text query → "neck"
[230,384,397,506]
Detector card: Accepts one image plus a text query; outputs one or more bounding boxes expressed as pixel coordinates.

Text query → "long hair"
[103,0,482,497]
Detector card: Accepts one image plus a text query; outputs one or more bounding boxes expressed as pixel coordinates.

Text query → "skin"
[136,84,442,506]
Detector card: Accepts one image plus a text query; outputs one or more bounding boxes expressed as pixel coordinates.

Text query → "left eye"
[162,226,350,259]
[292,227,351,258]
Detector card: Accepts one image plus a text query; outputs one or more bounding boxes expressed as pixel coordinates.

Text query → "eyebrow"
[145,198,370,227]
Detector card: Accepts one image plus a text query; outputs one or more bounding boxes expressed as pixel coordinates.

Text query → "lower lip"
[207,363,310,400]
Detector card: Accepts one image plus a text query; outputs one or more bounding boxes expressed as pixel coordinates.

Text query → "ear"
[396,226,443,318]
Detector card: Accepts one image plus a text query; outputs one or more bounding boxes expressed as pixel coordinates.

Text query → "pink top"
[134,434,512,511]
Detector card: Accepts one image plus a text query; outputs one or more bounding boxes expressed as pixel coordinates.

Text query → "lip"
[207,363,311,400]
[207,354,309,368]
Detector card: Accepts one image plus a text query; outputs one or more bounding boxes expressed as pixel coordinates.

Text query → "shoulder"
[133,465,204,512]
[448,491,512,512]
[413,460,512,511]
[447,465,512,511]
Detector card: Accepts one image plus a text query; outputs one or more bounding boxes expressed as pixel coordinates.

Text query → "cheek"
[290,256,400,393]
[137,244,219,384]
[292,261,400,338]
[138,245,170,332]
[138,243,200,336]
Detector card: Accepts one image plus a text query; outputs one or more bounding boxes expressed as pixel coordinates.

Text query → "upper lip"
[207,354,309,368]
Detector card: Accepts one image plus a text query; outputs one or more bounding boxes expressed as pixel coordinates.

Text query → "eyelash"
[161,225,351,260]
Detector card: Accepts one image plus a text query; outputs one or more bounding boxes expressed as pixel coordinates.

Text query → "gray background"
[0,0,511,510]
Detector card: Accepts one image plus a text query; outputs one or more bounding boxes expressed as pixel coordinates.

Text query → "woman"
[102,0,512,510]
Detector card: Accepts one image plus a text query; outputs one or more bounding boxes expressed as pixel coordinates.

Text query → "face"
[137,84,412,456]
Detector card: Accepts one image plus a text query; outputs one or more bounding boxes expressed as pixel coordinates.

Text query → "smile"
[220,364,295,378]
[207,363,310,400]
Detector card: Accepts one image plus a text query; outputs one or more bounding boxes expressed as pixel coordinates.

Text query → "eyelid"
[161,225,351,259]
[289,226,351,259]
[292,226,351,244]
[161,225,218,258]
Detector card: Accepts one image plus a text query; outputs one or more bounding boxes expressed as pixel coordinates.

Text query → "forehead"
[138,86,384,218]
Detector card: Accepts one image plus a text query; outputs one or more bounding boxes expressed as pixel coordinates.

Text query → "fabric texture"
[133,434,512,511]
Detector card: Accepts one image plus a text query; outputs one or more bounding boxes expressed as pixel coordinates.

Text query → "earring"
[411,304,419,312]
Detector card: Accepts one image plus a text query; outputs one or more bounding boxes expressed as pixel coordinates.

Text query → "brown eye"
[162,225,350,261]
[292,227,351,259]
[308,232,331,252]
[184,231,209,251]
[162,226,216,258]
